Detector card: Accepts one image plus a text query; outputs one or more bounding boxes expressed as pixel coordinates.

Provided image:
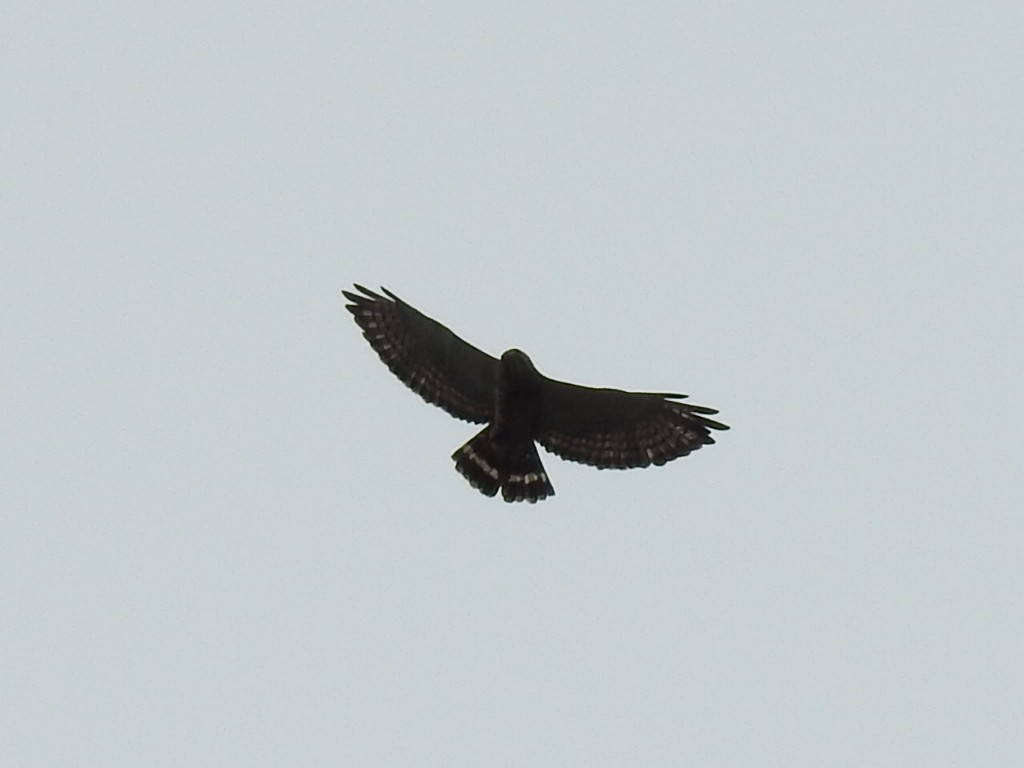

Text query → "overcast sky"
[4,2,1022,765]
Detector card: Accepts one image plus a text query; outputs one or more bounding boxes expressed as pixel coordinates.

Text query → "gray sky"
[4,2,1022,765]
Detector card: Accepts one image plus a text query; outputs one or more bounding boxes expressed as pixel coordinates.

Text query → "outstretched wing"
[537,378,729,469]
[343,285,499,423]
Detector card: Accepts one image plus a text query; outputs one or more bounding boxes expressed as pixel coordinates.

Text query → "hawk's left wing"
[344,285,498,423]
[537,377,728,469]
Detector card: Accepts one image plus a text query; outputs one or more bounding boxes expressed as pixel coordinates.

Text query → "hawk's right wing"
[343,285,499,423]
[537,378,729,469]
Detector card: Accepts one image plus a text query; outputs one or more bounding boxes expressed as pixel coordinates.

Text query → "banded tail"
[452,427,555,503]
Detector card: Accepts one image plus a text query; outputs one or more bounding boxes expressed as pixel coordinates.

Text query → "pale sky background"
[3,2,1022,766]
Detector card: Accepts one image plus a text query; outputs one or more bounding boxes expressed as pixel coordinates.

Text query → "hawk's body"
[343,285,728,503]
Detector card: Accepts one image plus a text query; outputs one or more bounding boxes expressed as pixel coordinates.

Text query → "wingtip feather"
[346,283,401,304]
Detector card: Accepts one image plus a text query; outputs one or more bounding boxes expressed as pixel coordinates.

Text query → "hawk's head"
[500,348,539,380]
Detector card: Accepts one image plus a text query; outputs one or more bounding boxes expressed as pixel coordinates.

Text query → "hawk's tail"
[452,428,555,504]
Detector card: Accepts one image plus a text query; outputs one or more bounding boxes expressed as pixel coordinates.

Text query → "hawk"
[343,284,728,503]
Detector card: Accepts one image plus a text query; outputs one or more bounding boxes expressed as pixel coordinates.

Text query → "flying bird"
[343,284,728,503]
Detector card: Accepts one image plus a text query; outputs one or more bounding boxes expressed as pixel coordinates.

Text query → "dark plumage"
[343,284,728,503]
